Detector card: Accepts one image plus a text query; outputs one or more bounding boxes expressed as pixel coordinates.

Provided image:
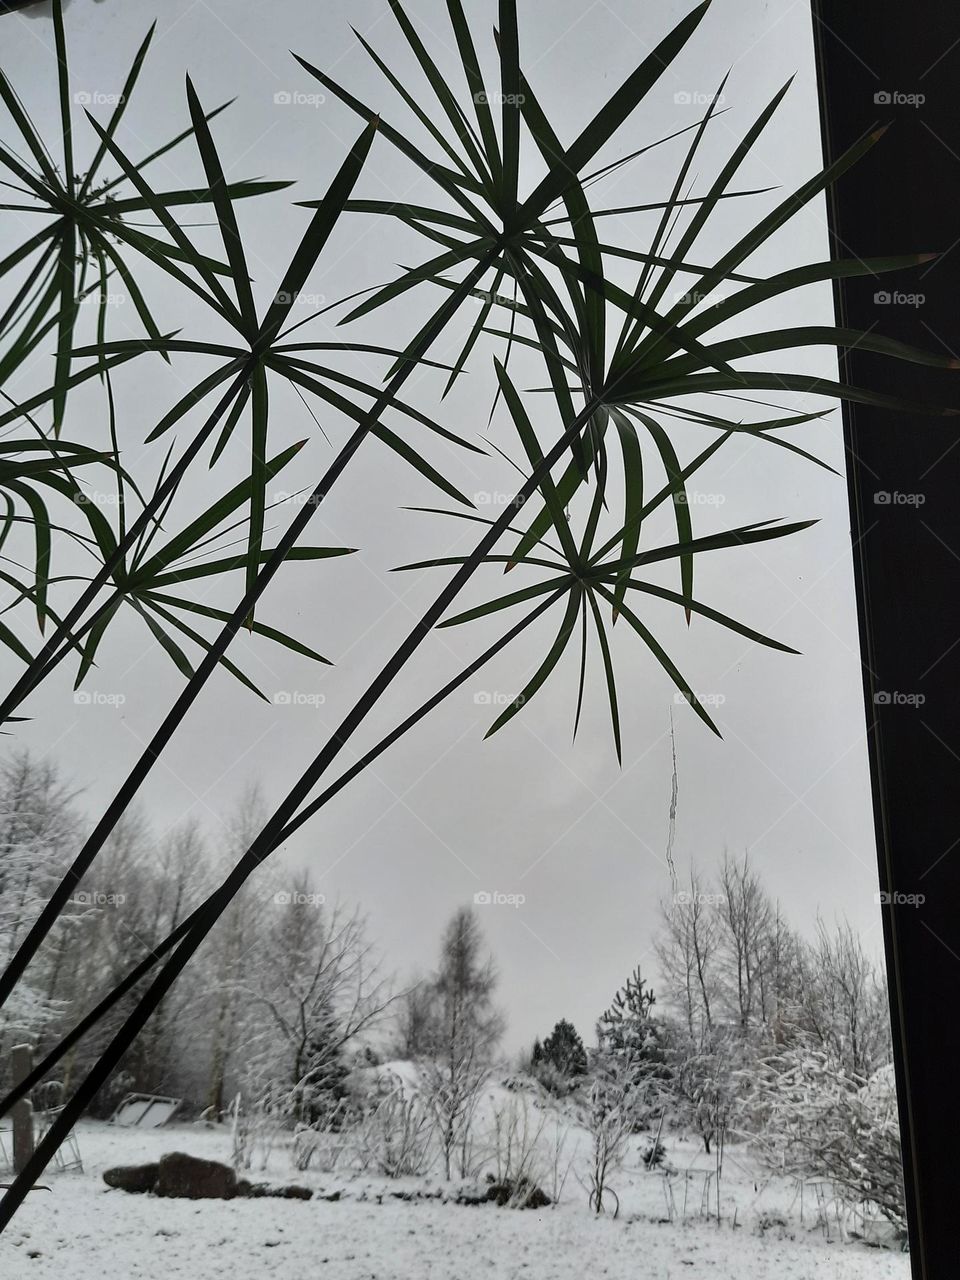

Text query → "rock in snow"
[102,1162,159,1195]
[103,1153,314,1202]
[153,1152,240,1200]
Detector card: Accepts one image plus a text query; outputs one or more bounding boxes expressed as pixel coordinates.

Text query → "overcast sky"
[0,0,888,1051]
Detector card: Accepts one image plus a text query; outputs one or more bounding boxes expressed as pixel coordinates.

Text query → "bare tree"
[795,918,890,1077]
[656,866,721,1040]
[718,852,773,1034]
[580,1053,643,1217]
[420,906,504,1179]
[0,751,78,1054]
[199,787,268,1116]
[660,1020,740,1154]
[242,876,395,1123]
[756,900,803,1040]
[394,975,438,1058]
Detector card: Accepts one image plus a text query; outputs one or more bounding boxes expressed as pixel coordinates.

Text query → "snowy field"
[0,1117,909,1280]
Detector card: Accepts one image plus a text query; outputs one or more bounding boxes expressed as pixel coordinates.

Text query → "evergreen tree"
[597,966,667,1080]
[540,1018,588,1077]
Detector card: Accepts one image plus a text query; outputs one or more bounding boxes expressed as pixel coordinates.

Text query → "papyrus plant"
[0,0,952,1225]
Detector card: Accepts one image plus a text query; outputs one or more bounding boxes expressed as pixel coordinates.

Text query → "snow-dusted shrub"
[580,1053,646,1216]
[292,1099,354,1172]
[747,1046,905,1230]
[531,1057,583,1098]
[488,1093,549,1197]
[353,1081,436,1178]
[660,1021,742,1154]
[543,1109,577,1205]
[229,1084,291,1172]
[421,1058,489,1180]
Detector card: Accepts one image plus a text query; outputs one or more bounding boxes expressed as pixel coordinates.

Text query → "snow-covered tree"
[532,1018,587,1094]
[419,906,504,1178]
[597,965,667,1089]
[241,875,394,1124]
[660,1020,740,1154]
[581,1052,644,1215]
[0,751,79,1056]
[794,919,891,1077]
[717,852,774,1033]
[394,975,439,1058]
[656,867,721,1039]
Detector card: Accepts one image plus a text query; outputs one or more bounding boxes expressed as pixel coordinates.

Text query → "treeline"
[515,859,900,1226]
[526,859,891,1120]
[0,750,902,1225]
[0,752,395,1116]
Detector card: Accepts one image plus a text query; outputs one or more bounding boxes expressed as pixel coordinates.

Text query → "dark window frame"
[813,4,960,1274]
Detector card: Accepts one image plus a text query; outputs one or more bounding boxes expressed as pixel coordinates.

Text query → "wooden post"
[11,1045,33,1174]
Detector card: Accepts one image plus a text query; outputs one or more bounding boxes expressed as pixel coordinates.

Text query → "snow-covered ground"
[0,1112,909,1280]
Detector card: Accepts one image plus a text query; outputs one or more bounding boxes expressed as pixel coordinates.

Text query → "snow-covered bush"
[580,1053,646,1216]
[488,1093,549,1196]
[660,1021,741,1154]
[353,1078,436,1178]
[229,1084,292,1172]
[747,1045,905,1230]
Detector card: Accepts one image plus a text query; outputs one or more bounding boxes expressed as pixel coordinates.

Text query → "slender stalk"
[0,255,494,1015]
[0,588,562,1116]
